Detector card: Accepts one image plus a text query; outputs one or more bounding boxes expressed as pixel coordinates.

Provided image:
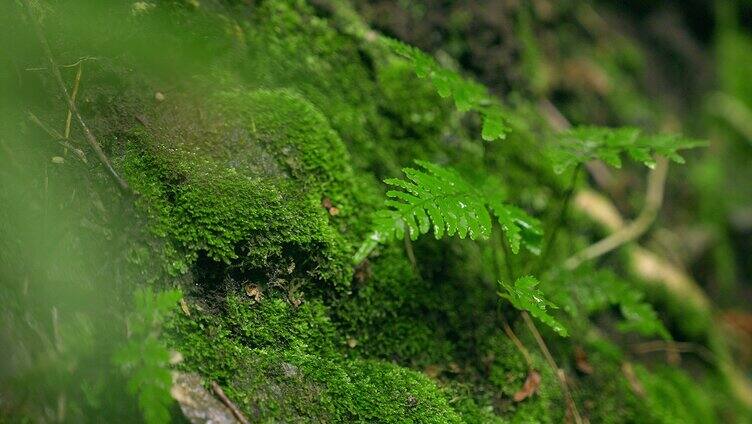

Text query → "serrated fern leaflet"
[550,126,707,174]
[353,161,541,263]
[499,276,568,337]
[383,37,509,141]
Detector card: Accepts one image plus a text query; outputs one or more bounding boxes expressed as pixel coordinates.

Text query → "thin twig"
[28,111,88,163]
[22,0,130,192]
[211,381,250,424]
[28,111,65,139]
[521,311,583,424]
[500,314,534,368]
[24,56,97,71]
[64,62,83,141]
[631,340,716,364]
[564,157,668,270]
[498,229,515,282]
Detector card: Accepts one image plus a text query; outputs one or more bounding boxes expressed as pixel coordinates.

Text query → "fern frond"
[499,276,568,337]
[353,161,542,263]
[383,37,509,141]
[381,160,492,241]
[549,268,670,340]
[550,126,707,174]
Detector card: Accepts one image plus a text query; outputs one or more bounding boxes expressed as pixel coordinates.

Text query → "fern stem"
[536,164,581,272]
[521,311,584,424]
[500,312,534,369]
[403,233,419,275]
[497,228,516,282]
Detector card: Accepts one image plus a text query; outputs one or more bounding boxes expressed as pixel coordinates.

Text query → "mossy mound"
[119,87,372,285]
[167,294,466,423]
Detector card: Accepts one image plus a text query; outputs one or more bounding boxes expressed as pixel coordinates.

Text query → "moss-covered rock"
[167,294,465,423]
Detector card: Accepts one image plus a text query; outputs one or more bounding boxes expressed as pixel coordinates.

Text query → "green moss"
[332,245,454,367]
[376,61,453,142]
[120,135,349,284]
[240,0,390,165]
[116,82,394,285]
[340,359,463,423]
[214,88,381,240]
[167,293,467,423]
[227,351,465,423]
[167,294,337,381]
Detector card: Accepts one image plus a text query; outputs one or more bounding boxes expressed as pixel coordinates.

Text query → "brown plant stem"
[521,311,583,424]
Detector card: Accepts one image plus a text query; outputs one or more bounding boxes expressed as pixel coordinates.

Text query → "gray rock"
[171,372,239,424]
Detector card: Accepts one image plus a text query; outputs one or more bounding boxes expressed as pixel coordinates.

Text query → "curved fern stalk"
[382,37,510,141]
[353,161,541,264]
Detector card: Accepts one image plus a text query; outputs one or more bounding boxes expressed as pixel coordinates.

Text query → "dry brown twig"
[211,382,250,424]
[632,340,716,364]
[28,111,88,164]
[64,62,83,142]
[521,311,583,424]
[500,314,534,369]
[22,0,130,192]
[538,98,671,270]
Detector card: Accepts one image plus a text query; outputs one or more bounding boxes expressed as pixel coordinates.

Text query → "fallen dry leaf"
[574,346,593,375]
[513,370,542,402]
[423,364,441,378]
[354,260,371,284]
[244,284,263,302]
[180,298,191,316]
[621,362,645,397]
